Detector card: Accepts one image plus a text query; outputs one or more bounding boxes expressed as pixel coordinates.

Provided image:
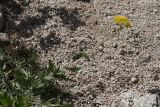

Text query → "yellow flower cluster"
[113,15,132,29]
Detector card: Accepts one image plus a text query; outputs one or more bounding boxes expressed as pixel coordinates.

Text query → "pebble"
[143,55,151,63]
[131,76,139,84]
[119,91,158,107]
[26,44,32,49]
[113,43,118,48]
[76,91,84,97]
[129,38,135,43]
[98,45,103,51]
[119,49,127,56]
[79,40,87,51]
[156,33,160,40]
[153,74,159,81]
[14,21,21,26]
[152,9,158,13]
[0,33,9,41]
[128,48,136,55]
[121,43,127,48]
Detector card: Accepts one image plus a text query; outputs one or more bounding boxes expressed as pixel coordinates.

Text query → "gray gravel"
[5,0,160,106]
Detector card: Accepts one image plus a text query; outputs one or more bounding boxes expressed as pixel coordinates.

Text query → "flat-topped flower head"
[113,15,132,29]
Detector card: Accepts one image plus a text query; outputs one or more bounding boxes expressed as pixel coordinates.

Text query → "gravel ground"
[5,0,160,106]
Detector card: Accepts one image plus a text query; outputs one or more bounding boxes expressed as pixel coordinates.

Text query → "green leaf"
[60,102,71,107]
[14,95,31,107]
[47,60,56,72]
[0,92,13,107]
[47,60,67,80]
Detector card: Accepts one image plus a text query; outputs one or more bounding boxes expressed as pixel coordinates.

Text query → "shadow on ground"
[33,82,76,105]
[54,7,86,30]
[7,6,85,50]
[38,6,86,31]
[40,32,62,50]
[76,0,91,3]
[2,0,26,14]
[17,16,46,38]
[8,6,85,38]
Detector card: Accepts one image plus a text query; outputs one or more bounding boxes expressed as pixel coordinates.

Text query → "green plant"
[0,41,72,107]
[0,92,30,107]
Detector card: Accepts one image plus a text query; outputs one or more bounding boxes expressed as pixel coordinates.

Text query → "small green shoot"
[72,52,89,61]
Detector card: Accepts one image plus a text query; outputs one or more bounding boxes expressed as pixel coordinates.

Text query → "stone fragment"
[0,33,9,41]
[119,90,159,107]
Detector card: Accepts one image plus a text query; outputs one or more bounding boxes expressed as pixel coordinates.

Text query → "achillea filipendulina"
[113,15,132,29]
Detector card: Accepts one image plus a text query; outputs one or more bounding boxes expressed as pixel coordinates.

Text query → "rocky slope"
[2,0,160,106]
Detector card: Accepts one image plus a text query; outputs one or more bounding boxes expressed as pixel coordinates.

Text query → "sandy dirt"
[5,0,160,106]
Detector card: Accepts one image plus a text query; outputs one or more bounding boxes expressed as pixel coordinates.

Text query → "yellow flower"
[113,15,132,29]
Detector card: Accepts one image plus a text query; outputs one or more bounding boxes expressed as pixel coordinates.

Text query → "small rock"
[128,50,134,55]
[113,43,118,48]
[131,76,139,84]
[79,40,87,51]
[98,45,103,51]
[27,29,31,34]
[106,55,114,60]
[76,91,84,97]
[26,44,33,49]
[0,33,9,41]
[129,38,135,43]
[136,51,140,55]
[121,44,127,48]
[105,12,112,16]
[153,74,159,81]
[111,28,117,32]
[128,48,136,55]
[14,21,21,26]
[119,91,159,107]
[156,33,160,40]
[152,9,158,13]
[120,49,127,56]
[134,31,140,38]
[131,30,140,38]
[143,55,151,63]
